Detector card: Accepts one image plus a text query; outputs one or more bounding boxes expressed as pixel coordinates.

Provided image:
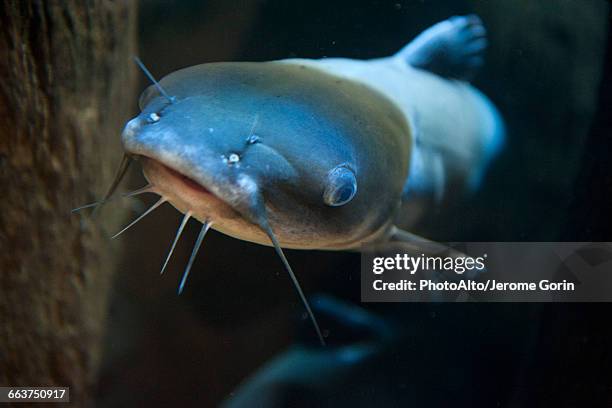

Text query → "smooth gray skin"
[122,62,412,250]
[121,14,503,254]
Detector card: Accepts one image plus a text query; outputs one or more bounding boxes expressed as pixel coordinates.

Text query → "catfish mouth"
[156,160,212,196]
[136,155,236,215]
[137,154,269,243]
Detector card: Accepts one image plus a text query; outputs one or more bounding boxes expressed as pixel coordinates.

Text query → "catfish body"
[103,14,505,345]
[124,62,412,249]
[120,14,504,252]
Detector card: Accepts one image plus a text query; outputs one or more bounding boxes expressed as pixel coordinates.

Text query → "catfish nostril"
[147,112,160,123]
[227,153,240,164]
[246,134,260,144]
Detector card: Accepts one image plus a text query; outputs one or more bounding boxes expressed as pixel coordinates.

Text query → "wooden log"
[0,1,137,404]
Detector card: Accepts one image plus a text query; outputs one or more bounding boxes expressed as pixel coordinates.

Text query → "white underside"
[281,57,505,202]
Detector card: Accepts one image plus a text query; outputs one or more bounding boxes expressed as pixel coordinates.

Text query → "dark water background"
[95,1,612,406]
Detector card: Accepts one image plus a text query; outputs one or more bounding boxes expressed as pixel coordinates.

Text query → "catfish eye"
[323,165,357,207]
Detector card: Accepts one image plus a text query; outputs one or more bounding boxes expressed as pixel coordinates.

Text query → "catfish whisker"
[161,211,192,275]
[91,154,132,218]
[133,56,176,104]
[178,220,212,294]
[248,113,259,137]
[111,197,166,239]
[263,225,326,347]
[72,184,154,213]
[242,182,326,346]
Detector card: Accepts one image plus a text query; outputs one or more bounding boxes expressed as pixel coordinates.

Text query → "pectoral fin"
[386,226,465,259]
[365,226,484,282]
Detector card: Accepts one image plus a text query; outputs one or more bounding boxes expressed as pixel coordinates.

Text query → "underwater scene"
[1,0,612,406]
